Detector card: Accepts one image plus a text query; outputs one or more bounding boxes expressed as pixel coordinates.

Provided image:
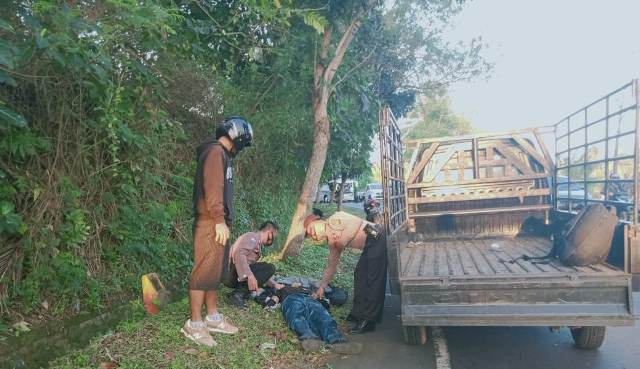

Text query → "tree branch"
[323,18,359,85]
[332,49,376,89]
[314,26,332,92]
[323,0,380,85]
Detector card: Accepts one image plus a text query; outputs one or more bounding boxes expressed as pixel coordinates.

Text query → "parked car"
[322,179,358,202]
[556,175,591,211]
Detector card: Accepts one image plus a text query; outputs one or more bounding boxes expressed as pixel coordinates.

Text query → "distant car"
[327,180,357,202]
[365,183,384,201]
[556,175,591,211]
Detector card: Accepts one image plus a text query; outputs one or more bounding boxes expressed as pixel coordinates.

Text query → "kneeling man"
[228,221,283,308]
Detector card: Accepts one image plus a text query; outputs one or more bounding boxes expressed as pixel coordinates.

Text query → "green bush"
[0,1,310,321]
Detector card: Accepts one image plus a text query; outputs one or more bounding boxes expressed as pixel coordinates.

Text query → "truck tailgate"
[399,236,635,326]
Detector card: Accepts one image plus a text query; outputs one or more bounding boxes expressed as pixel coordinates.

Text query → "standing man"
[303,209,386,334]
[227,221,284,308]
[182,117,253,347]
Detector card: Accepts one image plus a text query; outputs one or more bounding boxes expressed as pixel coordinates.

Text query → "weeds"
[50,241,360,369]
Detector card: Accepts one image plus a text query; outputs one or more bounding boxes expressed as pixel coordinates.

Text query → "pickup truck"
[378,80,639,349]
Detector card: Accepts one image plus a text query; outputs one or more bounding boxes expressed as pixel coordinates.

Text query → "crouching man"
[304,209,387,334]
[227,221,283,308]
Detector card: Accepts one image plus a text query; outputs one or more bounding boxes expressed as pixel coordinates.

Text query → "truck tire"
[570,326,606,349]
[403,326,427,345]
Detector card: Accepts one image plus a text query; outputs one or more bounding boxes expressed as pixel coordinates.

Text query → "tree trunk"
[336,171,347,211]
[278,11,370,259]
[279,97,330,258]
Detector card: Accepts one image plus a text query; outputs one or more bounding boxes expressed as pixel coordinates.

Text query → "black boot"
[348,320,376,334]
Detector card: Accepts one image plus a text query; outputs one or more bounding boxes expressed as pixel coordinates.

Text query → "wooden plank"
[472,138,480,179]
[415,244,428,277]
[406,143,422,183]
[444,240,465,277]
[475,239,512,274]
[404,127,548,146]
[408,188,550,204]
[516,237,565,273]
[500,238,549,274]
[455,241,480,275]
[457,149,465,182]
[435,240,450,276]
[410,205,552,218]
[407,173,549,188]
[408,244,427,278]
[517,237,575,273]
[465,240,510,274]
[534,129,556,173]
[423,144,457,183]
[513,133,552,173]
[407,142,440,184]
[422,241,437,277]
[481,238,528,274]
[412,178,537,191]
[493,142,534,175]
[402,243,419,277]
[463,240,497,275]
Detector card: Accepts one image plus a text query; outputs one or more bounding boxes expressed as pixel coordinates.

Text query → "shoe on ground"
[181,320,217,347]
[206,314,239,334]
[348,320,376,334]
[329,341,363,355]
[229,291,247,309]
[301,338,324,352]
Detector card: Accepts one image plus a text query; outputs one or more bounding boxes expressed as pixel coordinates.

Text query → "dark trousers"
[282,293,345,344]
[223,262,276,290]
[349,233,388,322]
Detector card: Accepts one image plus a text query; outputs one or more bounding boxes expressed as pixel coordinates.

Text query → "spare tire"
[559,204,618,266]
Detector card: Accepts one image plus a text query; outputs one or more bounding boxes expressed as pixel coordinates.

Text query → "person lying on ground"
[225,221,284,308]
[303,209,386,334]
[274,284,362,355]
[183,117,253,347]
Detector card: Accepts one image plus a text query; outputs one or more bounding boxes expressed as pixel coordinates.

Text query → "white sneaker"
[181,320,217,347]
[206,314,239,334]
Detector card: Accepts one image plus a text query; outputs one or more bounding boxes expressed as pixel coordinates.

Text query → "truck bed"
[400,236,624,280]
[397,236,634,327]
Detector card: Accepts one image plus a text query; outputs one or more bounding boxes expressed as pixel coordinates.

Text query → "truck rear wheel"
[403,325,428,345]
[570,326,606,349]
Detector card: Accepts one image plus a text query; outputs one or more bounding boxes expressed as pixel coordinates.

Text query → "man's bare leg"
[183,289,216,347]
[205,290,218,316]
[189,289,205,321]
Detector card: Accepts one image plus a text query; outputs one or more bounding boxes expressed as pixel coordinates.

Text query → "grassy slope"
[51,203,364,369]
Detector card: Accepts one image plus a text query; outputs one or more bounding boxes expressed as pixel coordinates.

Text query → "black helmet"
[215,116,253,154]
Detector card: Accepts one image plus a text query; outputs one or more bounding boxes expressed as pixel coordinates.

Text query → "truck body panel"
[379,80,640,331]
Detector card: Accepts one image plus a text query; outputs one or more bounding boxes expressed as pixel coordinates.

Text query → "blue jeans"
[281,293,345,344]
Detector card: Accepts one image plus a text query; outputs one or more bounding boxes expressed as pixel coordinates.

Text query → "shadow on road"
[328,294,435,369]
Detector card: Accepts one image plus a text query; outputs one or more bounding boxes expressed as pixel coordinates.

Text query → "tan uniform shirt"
[231,232,261,281]
[320,211,371,289]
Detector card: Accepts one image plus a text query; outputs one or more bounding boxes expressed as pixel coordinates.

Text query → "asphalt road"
[329,294,640,369]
